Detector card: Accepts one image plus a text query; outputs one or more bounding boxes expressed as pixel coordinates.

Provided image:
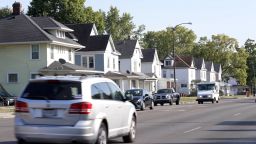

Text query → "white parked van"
[196,82,220,104]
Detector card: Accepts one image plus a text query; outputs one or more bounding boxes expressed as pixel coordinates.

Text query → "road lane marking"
[233,113,241,116]
[184,127,201,134]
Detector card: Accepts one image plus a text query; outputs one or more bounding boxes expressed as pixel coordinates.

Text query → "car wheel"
[154,102,157,106]
[140,102,145,111]
[17,139,27,144]
[95,123,107,144]
[150,101,154,110]
[5,100,10,106]
[176,98,180,105]
[160,103,164,106]
[212,98,216,104]
[123,116,136,143]
[169,99,173,105]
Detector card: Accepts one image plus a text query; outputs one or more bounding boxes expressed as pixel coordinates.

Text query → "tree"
[84,7,105,34]
[104,6,135,41]
[27,0,86,24]
[192,34,248,85]
[0,7,12,18]
[143,26,196,60]
[244,39,256,86]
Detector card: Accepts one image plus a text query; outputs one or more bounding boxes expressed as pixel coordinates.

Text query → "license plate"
[43,109,57,117]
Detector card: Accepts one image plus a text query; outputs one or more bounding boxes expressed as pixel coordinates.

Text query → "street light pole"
[172,22,192,91]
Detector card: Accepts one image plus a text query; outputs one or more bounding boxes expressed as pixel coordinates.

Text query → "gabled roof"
[39,61,104,75]
[31,17,73,31]
[175,55,194,68]
[141,48,155,62]
[205,61,213,71]
[79,35,110,51]
[194,58,204,69]
[0,14,83,48]
[214,63,221,73]
[162,55,194,68]
[65,23,94,46]
[114,40,137,58]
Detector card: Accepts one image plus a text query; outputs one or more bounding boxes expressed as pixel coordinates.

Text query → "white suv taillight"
[69,102,92,114]
[15,101,29,113]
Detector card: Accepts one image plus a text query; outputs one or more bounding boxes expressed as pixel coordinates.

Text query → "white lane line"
[233,113,241,116]
[184,127,201,134]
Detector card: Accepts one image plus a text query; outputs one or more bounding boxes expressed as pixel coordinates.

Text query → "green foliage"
[84,7,105,34]
[0,7,12,18]
[192,34,248,85]
[143,26,196,60]
[244,39,256,86]
[105,6,135,41]
[27,0,86,23]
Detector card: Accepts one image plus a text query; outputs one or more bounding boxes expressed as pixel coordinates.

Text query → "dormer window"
[165,60,172,66]
[56,30,65,39]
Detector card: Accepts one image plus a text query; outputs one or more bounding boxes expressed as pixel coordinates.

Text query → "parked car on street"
[125,89,154,110]
[154,88,180,106]
[0,84,16,106]
[15,76,137,144]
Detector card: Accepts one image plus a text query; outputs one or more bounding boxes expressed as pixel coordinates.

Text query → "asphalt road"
[1,98,256,144]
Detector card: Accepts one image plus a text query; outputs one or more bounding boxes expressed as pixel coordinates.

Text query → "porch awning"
[39,61,104,76]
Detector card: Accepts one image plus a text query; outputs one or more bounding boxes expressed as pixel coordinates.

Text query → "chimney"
[12,2,22,15]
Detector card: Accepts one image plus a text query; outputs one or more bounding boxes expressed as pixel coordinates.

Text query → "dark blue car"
[125,89,154,111]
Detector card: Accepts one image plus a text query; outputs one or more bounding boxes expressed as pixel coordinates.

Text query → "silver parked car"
[15,76,137,144]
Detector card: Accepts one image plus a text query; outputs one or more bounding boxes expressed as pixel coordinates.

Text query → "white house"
[115,40,156,91]
[194,58,207,82]
[205,61,216,82]
[160,55,196,95]
[141,48,162,92]
[0,2,84,96]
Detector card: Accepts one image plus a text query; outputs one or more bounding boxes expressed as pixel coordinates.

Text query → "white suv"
[15,76,137,144]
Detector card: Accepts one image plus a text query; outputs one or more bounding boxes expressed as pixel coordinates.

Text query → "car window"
[91,84,102,99]
[21,80,81,100]
[125,89,143,96]
[108,82,124,101]
[99,82,112,100]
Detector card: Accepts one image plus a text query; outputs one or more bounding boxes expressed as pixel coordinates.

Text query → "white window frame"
[7,73,18,83]
[31,44,40,60]
[81,55,95,69]
[30,72,40,79]
[165,60,172,66]
[113,58,115,70]
[50,45,54,59]
[68,49,72,61]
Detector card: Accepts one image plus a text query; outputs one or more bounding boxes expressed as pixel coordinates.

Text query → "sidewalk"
[0,112,15,118]
[0,106,15,118]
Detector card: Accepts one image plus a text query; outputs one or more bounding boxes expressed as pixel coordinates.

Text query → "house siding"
[0,44,47,96]
[95,54,104,71]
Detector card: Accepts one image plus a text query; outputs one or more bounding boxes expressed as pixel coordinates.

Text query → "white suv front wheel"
[123,116,136,143]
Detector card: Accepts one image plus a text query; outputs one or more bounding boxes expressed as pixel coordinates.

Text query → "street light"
[172,22,192,91]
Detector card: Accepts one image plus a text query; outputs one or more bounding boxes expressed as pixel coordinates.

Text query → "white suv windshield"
[21,80,81,100]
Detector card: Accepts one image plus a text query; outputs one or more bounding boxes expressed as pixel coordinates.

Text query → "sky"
[1,0,256,45]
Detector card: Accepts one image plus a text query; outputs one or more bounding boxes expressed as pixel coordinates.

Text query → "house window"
[181,84,187,88]
[31,44,39,59]
[170,73,174,78]
[113,58,115,70]
[68,49,72,61]
[82,56,87,68]
[30,73,39,79]
[50,45,54,59]
[163,70,166,78]
[119,61,121,71]
[8,73,18,83]
[89,56,94,68]
[107,57,110,68]
[165,60,172,66]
